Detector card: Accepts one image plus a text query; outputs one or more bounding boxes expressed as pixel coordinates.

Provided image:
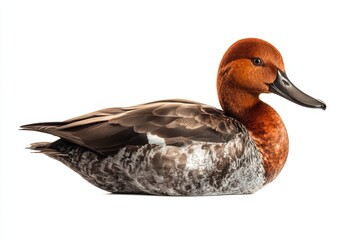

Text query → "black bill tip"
[317,99,327,110]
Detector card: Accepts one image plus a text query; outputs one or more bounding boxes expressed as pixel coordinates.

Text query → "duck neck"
[219,89,289,183]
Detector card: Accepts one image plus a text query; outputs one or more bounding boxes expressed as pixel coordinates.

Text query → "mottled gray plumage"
[22,99,266,195]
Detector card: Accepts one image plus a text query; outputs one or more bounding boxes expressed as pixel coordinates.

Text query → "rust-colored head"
[217,38,284,97]
[217,38,325,116]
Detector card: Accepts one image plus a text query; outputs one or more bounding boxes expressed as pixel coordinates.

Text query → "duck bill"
[269,70,326,110]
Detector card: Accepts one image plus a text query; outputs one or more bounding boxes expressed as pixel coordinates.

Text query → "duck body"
[24,100,266,195]
[22,38,326,195]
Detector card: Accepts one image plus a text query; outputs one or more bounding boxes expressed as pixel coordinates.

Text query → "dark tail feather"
[28,142,51,150]
[21,122,87,153]
[27,142,68,157]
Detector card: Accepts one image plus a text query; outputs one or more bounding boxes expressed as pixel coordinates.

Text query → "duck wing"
[21,99,241,155]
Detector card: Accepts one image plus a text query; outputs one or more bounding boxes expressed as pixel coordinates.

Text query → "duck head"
[217,38,326,183]
[217,38,326,117]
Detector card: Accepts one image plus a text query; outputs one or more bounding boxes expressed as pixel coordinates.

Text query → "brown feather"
[21,99,241,156]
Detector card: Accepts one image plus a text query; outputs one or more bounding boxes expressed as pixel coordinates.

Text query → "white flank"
[147,133,165,145]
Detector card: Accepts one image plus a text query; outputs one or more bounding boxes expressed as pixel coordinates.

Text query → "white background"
[1,0,359,239]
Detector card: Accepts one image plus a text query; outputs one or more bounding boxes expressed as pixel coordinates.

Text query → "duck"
[21,38,326,195]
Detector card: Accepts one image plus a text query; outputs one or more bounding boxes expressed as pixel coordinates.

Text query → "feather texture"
[21,99,266,195]
[21,99,241,155]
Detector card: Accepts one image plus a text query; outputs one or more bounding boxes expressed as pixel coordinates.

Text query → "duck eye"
[251,58,264,66]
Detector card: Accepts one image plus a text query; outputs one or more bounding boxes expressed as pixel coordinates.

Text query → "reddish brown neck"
[219,87,289,183]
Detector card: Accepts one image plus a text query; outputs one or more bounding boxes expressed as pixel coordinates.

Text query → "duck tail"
[27,142,68,158]
[21,122,86,153]
[22,123,64,156]
[28,142,51,150]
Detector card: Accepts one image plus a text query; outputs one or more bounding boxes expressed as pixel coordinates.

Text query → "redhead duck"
[21,38,326,195]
